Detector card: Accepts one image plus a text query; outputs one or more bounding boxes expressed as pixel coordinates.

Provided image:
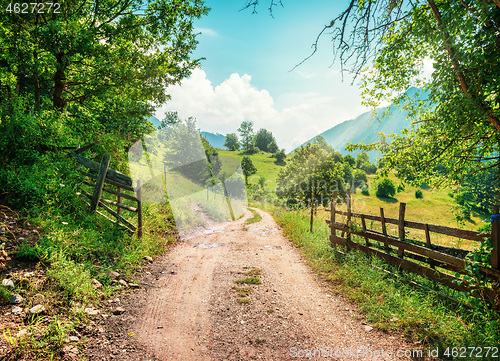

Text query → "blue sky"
[155,0,373,152]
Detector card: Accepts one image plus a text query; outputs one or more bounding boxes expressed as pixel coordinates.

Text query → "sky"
[154,1,377,152]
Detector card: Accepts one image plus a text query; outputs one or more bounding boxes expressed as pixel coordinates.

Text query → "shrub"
[275,149,286,163]
[376,178,396,198]
[397,184,405,193]
[361,185,369,196]
[415,189,423,198]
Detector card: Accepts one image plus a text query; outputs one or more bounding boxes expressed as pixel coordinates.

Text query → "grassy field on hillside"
[324,172,488,250]
[217,149,285,189]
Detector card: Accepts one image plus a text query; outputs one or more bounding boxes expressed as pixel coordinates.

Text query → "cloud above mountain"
[156,68,366,152]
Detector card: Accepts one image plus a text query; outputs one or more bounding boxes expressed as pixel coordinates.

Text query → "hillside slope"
[301,87,429,160]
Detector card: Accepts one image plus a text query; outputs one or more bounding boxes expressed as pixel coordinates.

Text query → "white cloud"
[156,68,364,152]
[194,27,217,37]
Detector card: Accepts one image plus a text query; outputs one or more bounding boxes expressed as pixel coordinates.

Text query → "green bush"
[376,178,396,198]
[361,185,369,196]
[415,189,423,198]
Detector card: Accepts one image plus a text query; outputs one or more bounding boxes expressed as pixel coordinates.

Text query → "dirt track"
[120,208,419,360]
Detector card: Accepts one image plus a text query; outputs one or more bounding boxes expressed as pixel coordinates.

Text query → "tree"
[248,0,500,206]
[224,133,240,151]
[276,143,345,207]
[159,111,182,129]
[355,151,370,169]
[352,169,368,190]
[343,154,356,167]
[255,128,276,152]
[267,139,279,154]
[312,136,333,153]
[275,149,286,163]
[376,178,396,199]
[238,121,255,152]
[0,0,209,164]
[361,162,377,175]
[241,156,257,184]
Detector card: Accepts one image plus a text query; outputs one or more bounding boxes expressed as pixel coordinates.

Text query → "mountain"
[300,87,429,160]
[200,131,226,149]
[147,115,161,128]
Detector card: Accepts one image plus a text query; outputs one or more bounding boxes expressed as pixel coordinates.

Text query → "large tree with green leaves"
[247,0,500,206]
[238,120,255,152]
[276,143,345,207]
[0,0,209,164]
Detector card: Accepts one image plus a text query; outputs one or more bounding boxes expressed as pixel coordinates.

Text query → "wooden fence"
[70,151,143,237]
[326,190,500,302]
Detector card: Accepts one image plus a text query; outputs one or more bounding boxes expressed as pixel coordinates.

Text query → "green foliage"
[276,143,345,208]
[275,149,286,163]
[254,128,276,152]
[355,151,370,168]
[267,139,279,153]
[241,156,257,184]
[397,183,405,193]
[343,154,356,167]
[361,185,369,196]
[312,136,333,153]
[224,133,240,151]
[376,178,396,198]
[361,162,377,174]
[352,169,368,190]
[238,121,255,152]
[415,189,423,199]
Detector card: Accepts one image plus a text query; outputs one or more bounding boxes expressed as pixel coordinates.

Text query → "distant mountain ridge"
[299,87,429,160]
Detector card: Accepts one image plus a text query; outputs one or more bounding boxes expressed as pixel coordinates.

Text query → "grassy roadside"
[269,207,500,359]
[0,152,177,359]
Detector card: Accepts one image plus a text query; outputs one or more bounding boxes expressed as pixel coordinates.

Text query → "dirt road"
[117,208,415,360]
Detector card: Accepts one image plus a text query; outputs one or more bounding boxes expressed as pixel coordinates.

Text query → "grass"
[0,152,178,359]
[238,298,250,304]
[233,286,252,297]
[269,206,500,359]
[235,277,261,285]
[218,149,286,190]
[245,208,262,225]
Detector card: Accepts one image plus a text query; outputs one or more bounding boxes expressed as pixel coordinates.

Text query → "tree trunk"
[427,0,500,133]
[53,53,67,112]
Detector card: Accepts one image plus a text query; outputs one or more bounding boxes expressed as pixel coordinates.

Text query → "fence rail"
[326,190,500,303]
[70,151,142,237]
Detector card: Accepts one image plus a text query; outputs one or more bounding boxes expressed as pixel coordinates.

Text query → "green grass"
[218,149,285,190]
[235,277,261,284]
[245,208,262,225]
[270,207,500,358]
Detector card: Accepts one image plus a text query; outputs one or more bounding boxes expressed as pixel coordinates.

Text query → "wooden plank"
[70,152,132,186]
[83,181,139,202]
[398,203,406,257]
[137,180,143,238]
[330,234,347,246]
[99,197,138,212]
[350,240,498,301]
[79,170,135,192]
[333,210,488,241]
[90,155,111,212]
[310,189,315,232]
[82,191,136,230]
[352,229,465,269]
[492,205,499,269]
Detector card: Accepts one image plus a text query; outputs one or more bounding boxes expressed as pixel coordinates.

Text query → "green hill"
[300,87,429,160]
[217,149,285,189]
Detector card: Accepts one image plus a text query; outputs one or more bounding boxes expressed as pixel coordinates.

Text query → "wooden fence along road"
[326,190,500,304]
[70,151,143,237]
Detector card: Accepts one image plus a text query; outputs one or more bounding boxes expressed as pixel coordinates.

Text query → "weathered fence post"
[398,202,406,258]
[330,191,337,248]
[117,187,122,216]
[424,223,435,269]
[137,180,143,238]
[90,155,111,212]
[346,189,352,243]
[361,214,371,247]
[309,189,315,232]
[380,207,389,252]
[492,205,499,269]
